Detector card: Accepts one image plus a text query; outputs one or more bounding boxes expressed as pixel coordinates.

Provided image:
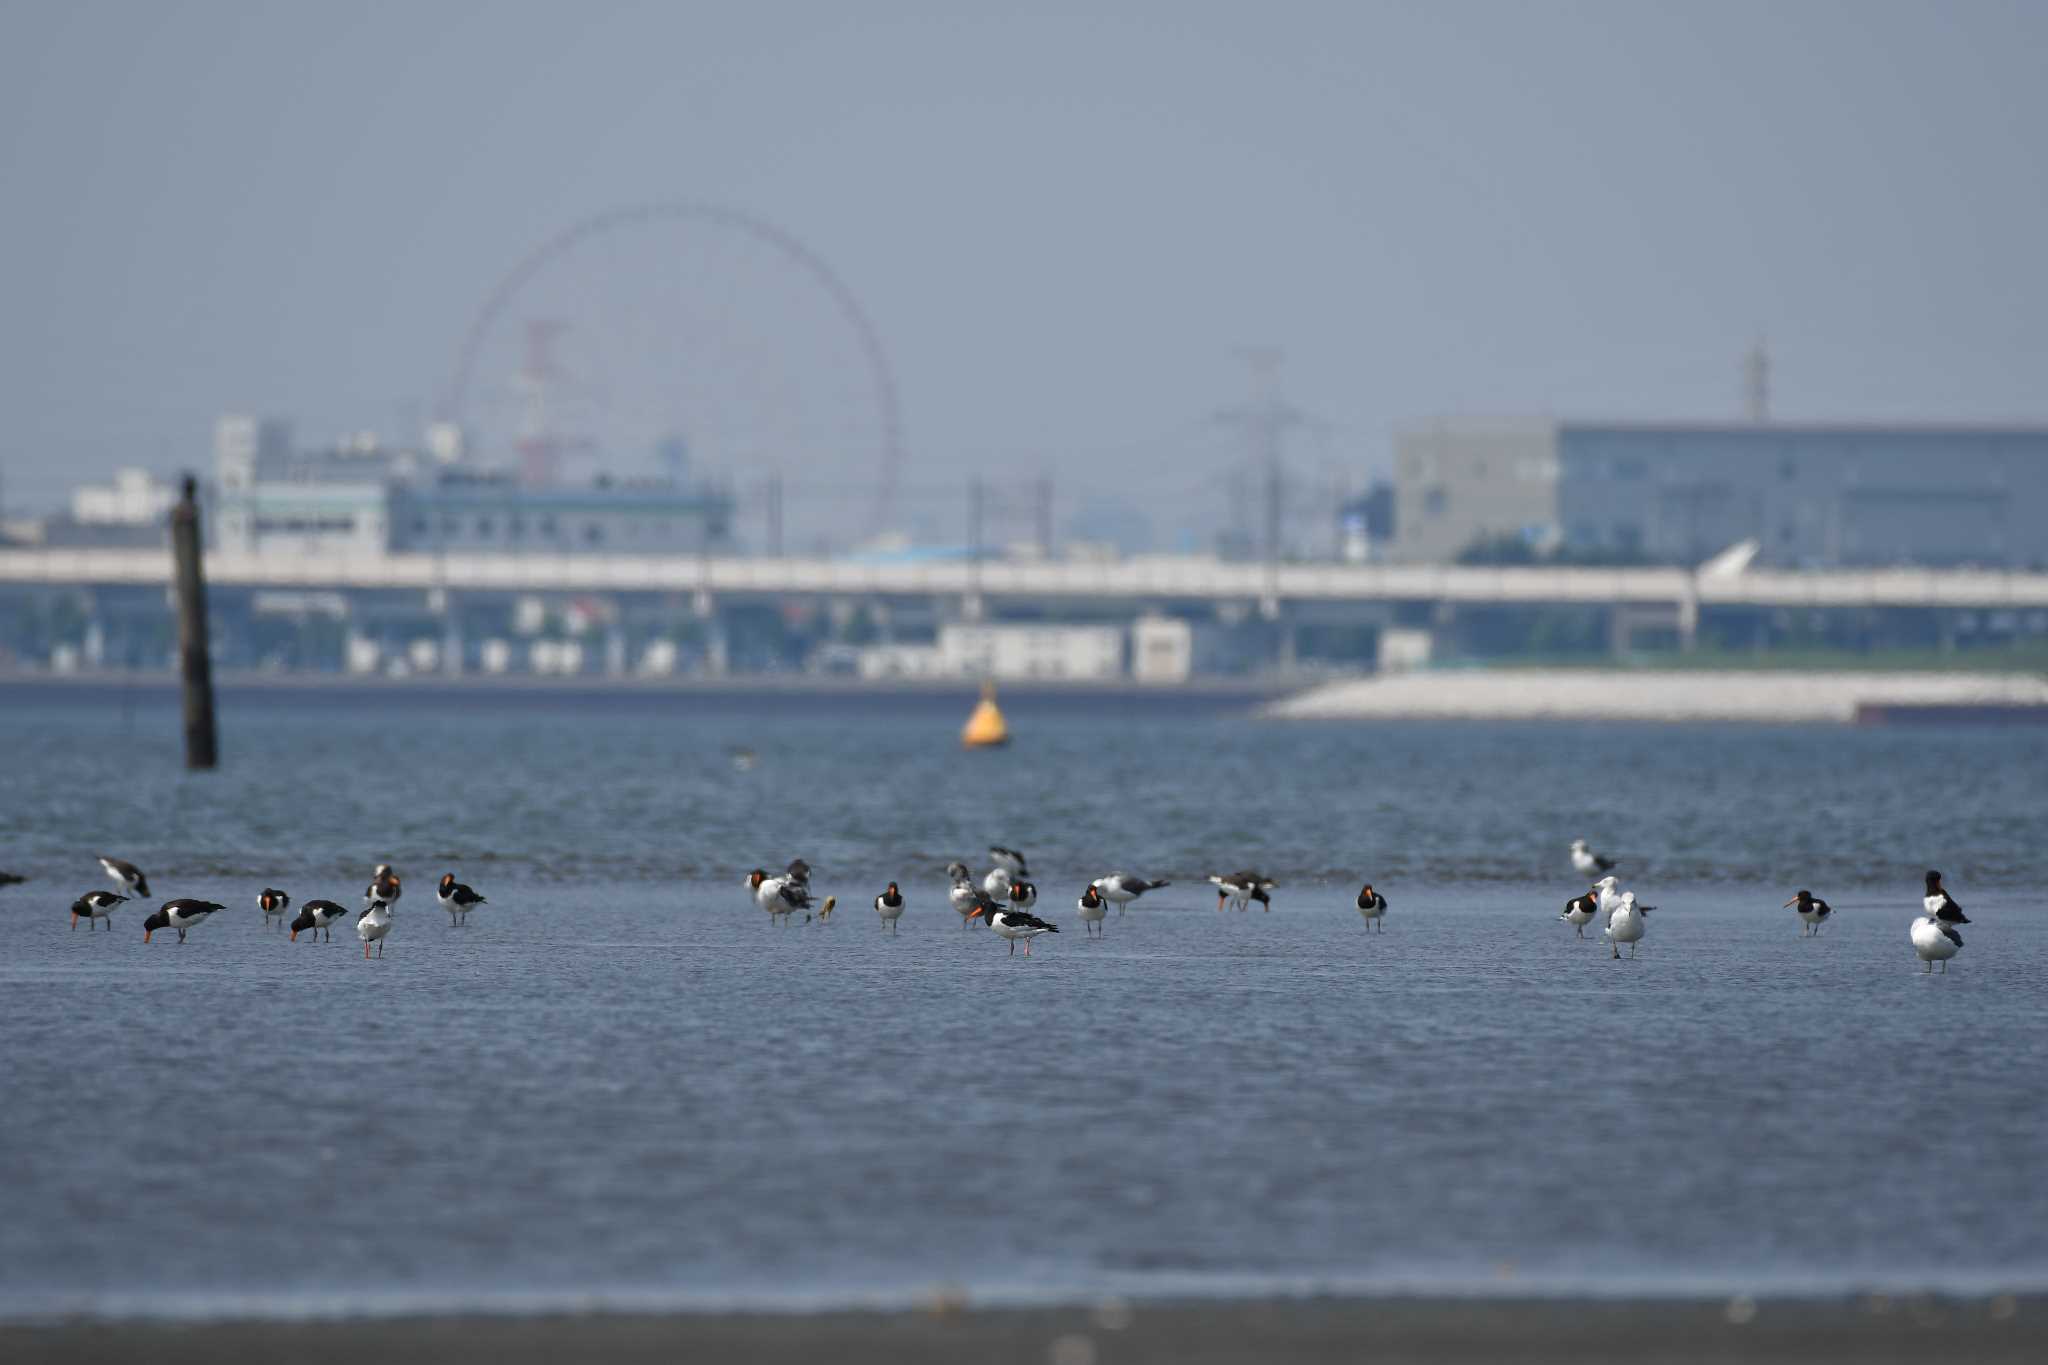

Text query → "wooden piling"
[170,474,217,769]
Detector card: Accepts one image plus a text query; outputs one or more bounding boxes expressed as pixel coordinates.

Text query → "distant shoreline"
[4,1294,2038,1364]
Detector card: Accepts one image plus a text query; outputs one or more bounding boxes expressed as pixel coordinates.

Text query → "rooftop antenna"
[1745,336,1771,423]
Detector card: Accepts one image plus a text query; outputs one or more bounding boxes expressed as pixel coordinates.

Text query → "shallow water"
[1,685,2044,1317]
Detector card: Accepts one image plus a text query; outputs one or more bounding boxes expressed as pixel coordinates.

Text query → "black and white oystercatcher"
[874,883,905,934]
[71,891,127,930]
[436,873,487,927]
[1356,883,1388,931]
[143,899,224,943]
[969,901,1059,955]
[290,900,349,942]
[258,888,291,930]
[1785,889,1833,936]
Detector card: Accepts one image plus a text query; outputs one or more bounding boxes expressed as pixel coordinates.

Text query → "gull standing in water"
[1560,887,1600,938]
[1785,889,1833,936]
[1605,890,1650,959]
[1355,883,1388,932]
[1094,872,1170,917]
[984,846,1029,900]
[1569,840,1617,877]
[947,863,983,928]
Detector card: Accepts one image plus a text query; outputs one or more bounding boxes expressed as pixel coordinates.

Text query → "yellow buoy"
[961,679,1010,748]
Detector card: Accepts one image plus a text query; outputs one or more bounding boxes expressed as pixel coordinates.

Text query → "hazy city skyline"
[3,1,2045,535]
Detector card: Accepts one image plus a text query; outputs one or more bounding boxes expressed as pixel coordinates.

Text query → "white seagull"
[874,883,905,934]
[1569,840,1617,877]
[947,863,984,929]
[1355,883,1388,932]
[1093,872,1170,916]
[1605,890,1651,959]
[1593,875,1623,918]
[357,901,392,958]
[984,846,1029,901]
[1913,869,1968,973]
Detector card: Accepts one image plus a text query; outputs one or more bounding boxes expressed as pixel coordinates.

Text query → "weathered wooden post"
[170,474,217,769]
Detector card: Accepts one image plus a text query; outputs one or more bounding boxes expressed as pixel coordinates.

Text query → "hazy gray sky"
[3,1,2044,540]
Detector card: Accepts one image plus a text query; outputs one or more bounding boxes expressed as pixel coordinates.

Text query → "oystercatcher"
[1570,840,1617,876]
[358,901,392,958]
[71,890,127,930]
[258,888,291,930]
[969,901,1059,955]
[1355,883,1388,931]
[1560,887,1600,938]
[1923,870,1969,926]
[1207,871,1275,912]
[364,865,401,912]
[290,900,349,942]
[436,873,487,927]
[1076,884,1108,936]
[1006,879,1038,911]
[143,899,224,944]
[874,882,905,934]
[1094,872,1169,916]
[1785,889,1833,936]
[99,856,149,899]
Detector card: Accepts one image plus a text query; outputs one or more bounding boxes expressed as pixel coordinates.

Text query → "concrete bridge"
[6,546,2048,612]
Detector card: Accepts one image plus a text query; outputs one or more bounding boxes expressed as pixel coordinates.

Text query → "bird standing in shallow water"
[1094,872,1169,916]
[1560,888,1599,938]
[873,883,904,934]
[1570,840,1617,877]
[1356,883,1388,931]
[436,873,486,928]
[947,863,982,928]
[290,900,348,942]
[71,891,127,930]
[258,888,291,930]
[1077,884,1108,936]
[1913,870,1968,972]
[970,901,1059,955]
[144,899,224,944]
[1606,891,1650,959]
[1785,889,1833,936]
[358,901,392,958]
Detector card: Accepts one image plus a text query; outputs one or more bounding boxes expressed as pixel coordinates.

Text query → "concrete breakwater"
[1263,669,2048,723]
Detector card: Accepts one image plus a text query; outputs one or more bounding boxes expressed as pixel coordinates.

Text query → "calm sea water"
[1,682,2044,1318]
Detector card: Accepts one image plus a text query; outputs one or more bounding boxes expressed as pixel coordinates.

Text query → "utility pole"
[169,474,217,769]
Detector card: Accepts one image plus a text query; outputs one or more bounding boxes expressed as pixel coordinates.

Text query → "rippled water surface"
[2,683,2045,1317]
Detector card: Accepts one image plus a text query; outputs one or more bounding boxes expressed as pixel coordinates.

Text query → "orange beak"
[1784,897,1799,908]
[969,906,985,920]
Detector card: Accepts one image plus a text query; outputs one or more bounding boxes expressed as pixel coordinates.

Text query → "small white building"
[937,624,1126,681]
[71,468,179,525]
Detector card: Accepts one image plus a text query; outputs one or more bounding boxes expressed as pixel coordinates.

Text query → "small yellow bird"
[809,895,837,924]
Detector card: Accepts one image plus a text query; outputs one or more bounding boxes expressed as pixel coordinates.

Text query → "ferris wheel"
[437,201,906,550]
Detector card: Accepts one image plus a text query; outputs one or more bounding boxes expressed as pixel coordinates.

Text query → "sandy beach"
[5,1296,2040,1365]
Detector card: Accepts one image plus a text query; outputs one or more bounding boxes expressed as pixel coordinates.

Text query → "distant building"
[1337,483,1395,563]
[211,414,734,558]
[1394,419,2048,568]
[72,468,178,526]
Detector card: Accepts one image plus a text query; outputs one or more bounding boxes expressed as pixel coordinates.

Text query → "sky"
[2,1,2044,548]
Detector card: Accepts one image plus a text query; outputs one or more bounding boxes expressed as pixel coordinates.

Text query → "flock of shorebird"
[60,843,1976,971]
[68,858,482,957]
